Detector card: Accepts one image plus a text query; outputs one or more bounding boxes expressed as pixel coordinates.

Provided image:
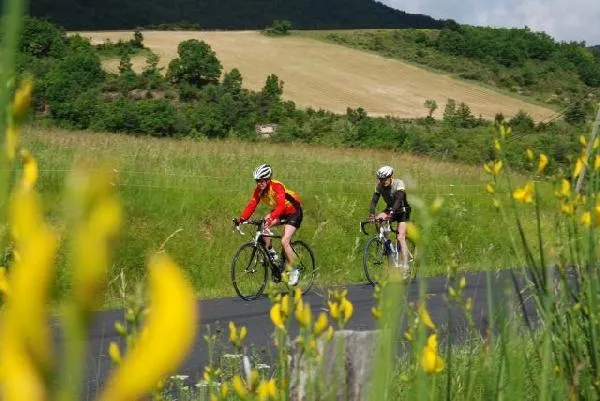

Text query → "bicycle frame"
[234,219,284,270]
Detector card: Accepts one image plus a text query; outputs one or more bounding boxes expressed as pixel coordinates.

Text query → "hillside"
[305,29,600,112]
[29,0,443,30]
[79,30,556,121]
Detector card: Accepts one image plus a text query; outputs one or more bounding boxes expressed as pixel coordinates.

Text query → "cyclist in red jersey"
[238,164,303,285]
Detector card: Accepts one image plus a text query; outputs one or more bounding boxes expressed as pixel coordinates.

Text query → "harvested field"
[78,30,556,120]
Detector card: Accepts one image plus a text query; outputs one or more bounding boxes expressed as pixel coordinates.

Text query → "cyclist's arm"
[369,192,380,215]
[269,181,287,220]
[240,187,261,221]
[390,190,407,215]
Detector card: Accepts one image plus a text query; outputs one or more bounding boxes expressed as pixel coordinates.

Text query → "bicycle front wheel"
[289,240,316,294]
[363,237,390,286]
[231,243,268,300]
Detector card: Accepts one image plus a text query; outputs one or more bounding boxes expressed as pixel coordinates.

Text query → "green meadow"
[21,125,559,305]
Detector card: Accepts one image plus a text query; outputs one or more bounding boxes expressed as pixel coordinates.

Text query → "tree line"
[29,0,444,30]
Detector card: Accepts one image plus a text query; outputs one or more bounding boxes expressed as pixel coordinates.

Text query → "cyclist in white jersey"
[368,165,412,270]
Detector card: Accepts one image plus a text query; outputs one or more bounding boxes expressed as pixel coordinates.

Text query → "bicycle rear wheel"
[231,243,268,300]
[363,237,390,286]
[289,240,316,294]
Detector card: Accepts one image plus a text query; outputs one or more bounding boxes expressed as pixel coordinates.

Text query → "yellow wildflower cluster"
[229,321,248,349]
[402,302,445,374]
[0,77,198,401]
[229,371,278,401]
[328,288,354,329]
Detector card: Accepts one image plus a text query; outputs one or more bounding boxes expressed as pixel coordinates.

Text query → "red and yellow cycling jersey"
[241,179,302,221]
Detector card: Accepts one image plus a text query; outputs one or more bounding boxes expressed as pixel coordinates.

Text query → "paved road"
[57,269,537,400]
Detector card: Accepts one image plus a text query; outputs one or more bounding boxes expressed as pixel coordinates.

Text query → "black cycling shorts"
[280,206,303,229]
[384,207,411,223]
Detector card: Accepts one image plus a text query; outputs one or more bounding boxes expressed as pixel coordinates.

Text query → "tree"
[264,20,292,36]
[166,39,222,88]
[564,101,586,125]
[423,99,437,118]
[19,16,66,58]
[132,29,144,48]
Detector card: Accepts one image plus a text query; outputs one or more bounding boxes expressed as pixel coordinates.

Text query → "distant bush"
[264,20,292,36]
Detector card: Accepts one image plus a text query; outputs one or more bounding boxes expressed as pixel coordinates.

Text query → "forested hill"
[29,0,444,30]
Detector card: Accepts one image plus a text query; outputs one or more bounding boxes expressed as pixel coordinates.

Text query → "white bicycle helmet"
[253,164,272,180]
[376,165,393,179]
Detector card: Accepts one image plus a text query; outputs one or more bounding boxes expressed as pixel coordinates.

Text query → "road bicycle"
[231,218,316,300]
[360,217,417,286]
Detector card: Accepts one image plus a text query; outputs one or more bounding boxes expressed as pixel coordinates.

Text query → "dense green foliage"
[14,17,584,175]
[311,26,600,112]
[28,0,444,30]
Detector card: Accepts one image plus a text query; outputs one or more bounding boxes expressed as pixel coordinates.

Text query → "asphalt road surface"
[54,269,538,400]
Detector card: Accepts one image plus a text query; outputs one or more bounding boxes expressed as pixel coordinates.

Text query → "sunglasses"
[255,178,269,183]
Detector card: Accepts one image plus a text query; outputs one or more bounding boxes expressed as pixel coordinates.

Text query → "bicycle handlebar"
[360,218,397,236]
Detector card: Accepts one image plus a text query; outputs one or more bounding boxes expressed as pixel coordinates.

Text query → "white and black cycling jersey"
[369,178,411,215]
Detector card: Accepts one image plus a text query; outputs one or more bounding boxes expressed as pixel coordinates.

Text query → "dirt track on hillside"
[78,30,556,120]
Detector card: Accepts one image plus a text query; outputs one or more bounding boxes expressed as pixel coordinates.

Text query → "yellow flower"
[229,321,238,345]
[499,124,511,139]
[280,294,290,317]
[420,334,445,373]
[459,276,466,289]
[239,326,247,343]
[11,78,33,121]
[328,301,340,320]
[485,183,495,194]
[6,190,58,371]
[556,179,571,199]
[430,197,444,214]
[0,267,10,297]
[560,202,574,216]
[406,222,421,245]
[232,375,248,398]
[581,212,592,227]
[72,191,121,312]
[108,342,121,365]
[313,312,328,336]
[448,286,456,297]
[293,287,302,305]
[270,303,285,330]
[20,149,38,190]
[465,297,473,312]
[0,187,59,401]
[419,304,436,330]
[494,139,501,151]
[513,181,535,204]
[579,135,587,147]
[98,254,197,401]
[537,153,548,173]
[221,382,229,397]
[596,155,600,171]
[484,160,503,176]
[573,156,586,178]
[526,148,534,161]
[594,138,600,149]
[404,331,413,342]
[371,307,381,320]
[295,302,312,328]
[5,125,19,160]
[340,298,354,323]
[326,326,335,342]
[257,378,278,401]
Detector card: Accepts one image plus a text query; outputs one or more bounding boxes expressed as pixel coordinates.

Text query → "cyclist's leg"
[396,221,409,268]
[281,224,297,265]
[280,207,303,266]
